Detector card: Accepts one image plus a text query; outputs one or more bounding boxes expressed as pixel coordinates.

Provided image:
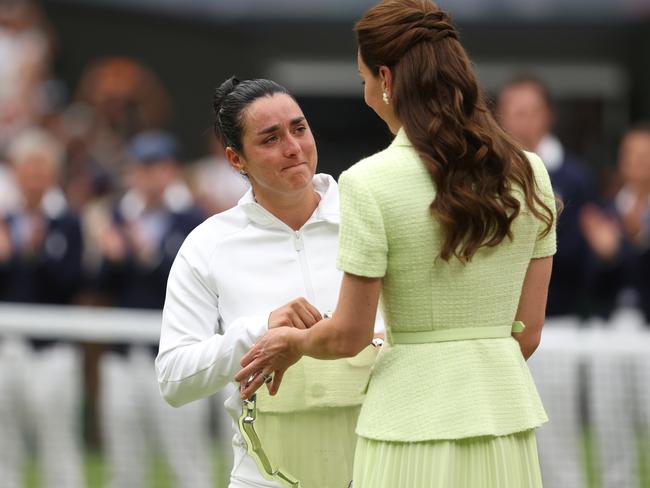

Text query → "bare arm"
[513,256,553,359]
[298,273,380,358]
[235,273,381,398]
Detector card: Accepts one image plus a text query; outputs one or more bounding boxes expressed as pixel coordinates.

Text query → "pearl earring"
[382,92,390,105]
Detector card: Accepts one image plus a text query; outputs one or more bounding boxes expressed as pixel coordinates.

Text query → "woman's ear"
[378,66,393,98]
[225,147,246,175]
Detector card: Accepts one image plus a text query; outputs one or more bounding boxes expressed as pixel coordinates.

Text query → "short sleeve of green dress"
[336,171,388,278]
[528,152,558,259]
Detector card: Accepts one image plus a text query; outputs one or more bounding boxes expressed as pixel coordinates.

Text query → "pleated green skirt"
[352,429,543,488]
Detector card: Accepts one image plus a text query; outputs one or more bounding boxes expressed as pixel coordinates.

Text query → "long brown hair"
[355,0,554,261]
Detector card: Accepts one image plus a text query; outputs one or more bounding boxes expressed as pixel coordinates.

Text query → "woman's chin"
[286,168,314,188]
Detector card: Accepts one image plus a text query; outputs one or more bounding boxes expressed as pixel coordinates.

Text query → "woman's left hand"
[235,327,304,399]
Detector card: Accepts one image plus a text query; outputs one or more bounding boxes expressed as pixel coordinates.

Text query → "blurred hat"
[128,130,179,164]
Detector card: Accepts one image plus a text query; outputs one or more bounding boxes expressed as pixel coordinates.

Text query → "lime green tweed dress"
[337,129,556,488]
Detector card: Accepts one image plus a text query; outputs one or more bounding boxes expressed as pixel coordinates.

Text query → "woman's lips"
[282,162,307,172]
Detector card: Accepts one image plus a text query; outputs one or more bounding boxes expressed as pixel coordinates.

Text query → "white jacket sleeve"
[155,245,268,408]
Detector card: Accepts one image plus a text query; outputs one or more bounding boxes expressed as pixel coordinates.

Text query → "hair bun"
[412,11,458,43]
[213,76,240,115]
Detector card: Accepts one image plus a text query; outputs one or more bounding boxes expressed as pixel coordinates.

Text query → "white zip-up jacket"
[156,174,378,486]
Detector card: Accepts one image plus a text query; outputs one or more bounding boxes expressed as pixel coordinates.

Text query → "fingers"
[269,305,306,329]
[235,355,263,383]
[239,344,260,369]
[239,371,266,400]
[291,298,321,328]
[301,300,322,325]
[289,311,309,330]
[269,369,285,396]
[294,306,316,329]
[269,298,323,330]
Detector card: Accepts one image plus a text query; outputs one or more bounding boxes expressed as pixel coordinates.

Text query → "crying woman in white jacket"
[155,77,381,488]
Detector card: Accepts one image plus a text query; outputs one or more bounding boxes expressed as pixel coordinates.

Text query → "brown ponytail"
[355,0,554,261]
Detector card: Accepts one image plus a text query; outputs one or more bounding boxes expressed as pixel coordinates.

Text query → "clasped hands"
[235,297,320,400]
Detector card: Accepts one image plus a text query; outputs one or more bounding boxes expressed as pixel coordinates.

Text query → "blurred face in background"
[497,82,553,152]
[76,57,171,137]
[227,93,317,199]
[127,160,177,206]
[619,130,650,193]
[0,0,34,31]
[13,150,58,207]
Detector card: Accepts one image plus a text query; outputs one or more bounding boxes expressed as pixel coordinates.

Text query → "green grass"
[640,436,650,488]
[582,428,650,488]
[582,428,600,488]
[24,448,229,488]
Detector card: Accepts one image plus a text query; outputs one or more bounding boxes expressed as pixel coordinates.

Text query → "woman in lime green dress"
[236,1,557,486]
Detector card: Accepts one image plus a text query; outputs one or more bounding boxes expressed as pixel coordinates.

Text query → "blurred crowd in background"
[0,0,649,487]
[0,1,244,487]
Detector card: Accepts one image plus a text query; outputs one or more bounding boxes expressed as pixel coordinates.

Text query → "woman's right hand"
[268,298,322,330]
[236,327,304,399]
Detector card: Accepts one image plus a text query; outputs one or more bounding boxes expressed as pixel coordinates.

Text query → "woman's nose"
[283,135,301,157]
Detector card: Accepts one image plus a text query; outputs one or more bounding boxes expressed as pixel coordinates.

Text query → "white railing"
[0,302,161,343]
[1,302,648,351]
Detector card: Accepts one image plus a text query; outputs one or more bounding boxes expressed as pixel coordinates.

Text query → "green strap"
[390,321,525,345]
[512,320,526,333]
[239,395,302,488]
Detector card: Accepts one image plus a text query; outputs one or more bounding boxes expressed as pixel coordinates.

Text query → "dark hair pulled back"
[213,77,291,152]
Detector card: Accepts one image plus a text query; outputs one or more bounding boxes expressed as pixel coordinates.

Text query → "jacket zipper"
[293,230,317,303]
[249,203,319,304]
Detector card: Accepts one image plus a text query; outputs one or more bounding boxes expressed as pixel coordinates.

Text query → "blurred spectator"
[97,130,204,309]
[188,133,248,216]
[42,57,170,217]
[582,124,650,488]
[581,123,650,318]
[620,125,650,319]
[497,74,597,316]
[96,130,212,488]
[0,155,20,216]
[54,101,116,213]
[0,0,56,155]
[53,58,175,294]
[76,57,171,139]
[0,127,84,488]
[60,57,172,212]
[497,74,596,488]
[57,103,117,295]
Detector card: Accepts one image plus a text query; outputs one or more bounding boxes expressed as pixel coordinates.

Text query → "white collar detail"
[238,173,340,229]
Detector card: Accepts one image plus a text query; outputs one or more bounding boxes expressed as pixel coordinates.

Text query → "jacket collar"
[239,173,340,228]
[391,127,412,148]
